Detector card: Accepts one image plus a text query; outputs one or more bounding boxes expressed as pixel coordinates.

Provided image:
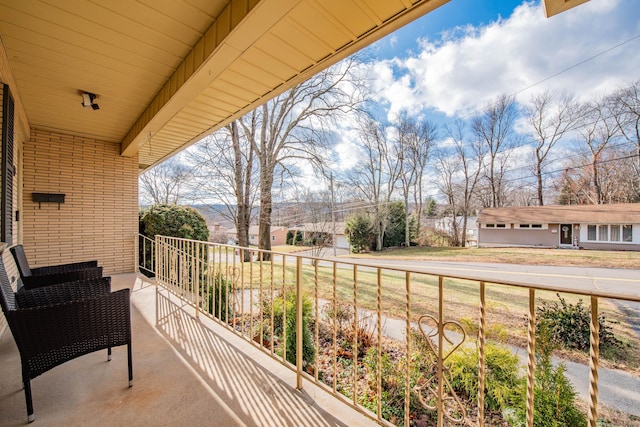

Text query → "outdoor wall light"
[80,91,100,110]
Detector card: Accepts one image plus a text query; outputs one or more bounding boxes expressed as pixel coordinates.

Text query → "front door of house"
[560,224,573,245]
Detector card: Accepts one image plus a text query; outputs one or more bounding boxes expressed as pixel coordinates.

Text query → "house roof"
[477,203,640,225]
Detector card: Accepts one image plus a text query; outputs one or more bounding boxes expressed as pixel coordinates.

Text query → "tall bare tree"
[525,90,578,205]
[139,157,192,205]
[189,120,258,260]
[612,81,640,170]
[472,94,519,207]
[394,113,437,245]
[239,58,362,258]
[436,120,484,247]
[348,116,400,251]
[578,96,620,204]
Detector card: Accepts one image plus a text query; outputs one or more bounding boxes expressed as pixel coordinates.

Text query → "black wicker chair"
[0,257,132,423]
[10,244,103,289]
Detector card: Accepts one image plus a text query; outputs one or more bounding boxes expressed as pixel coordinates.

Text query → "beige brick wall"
[23,129,138,274]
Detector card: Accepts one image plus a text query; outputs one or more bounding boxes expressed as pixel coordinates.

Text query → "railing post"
[437,276,444,427]
[588,296,599,426]
[195,242,200,318]
[478,281,486,426]
[526,289,536,427]
[405,272,411,427]
[296,256,303,390]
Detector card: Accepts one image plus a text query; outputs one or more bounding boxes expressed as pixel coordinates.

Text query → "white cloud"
[367,0,640,119]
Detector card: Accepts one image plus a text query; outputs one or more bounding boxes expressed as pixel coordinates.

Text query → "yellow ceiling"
[0,0,588,172]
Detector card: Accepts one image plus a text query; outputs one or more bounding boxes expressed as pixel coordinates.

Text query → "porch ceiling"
[0,0,587,173]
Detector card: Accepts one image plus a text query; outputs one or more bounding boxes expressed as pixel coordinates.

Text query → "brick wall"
[23,129,138,274]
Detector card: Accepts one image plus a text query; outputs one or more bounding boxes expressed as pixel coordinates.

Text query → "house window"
[483,223,507,229]
[518,224,544,229]
[610,225,621,242]
[272,235,276,241]
[598,225,608,241]
[519,224,530,228]
[588,224,633,243]
[531,224,543,229]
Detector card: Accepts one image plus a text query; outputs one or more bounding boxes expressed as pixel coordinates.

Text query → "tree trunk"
[258,163,273,261]
[536,161,544,206]
[230,122,252,262]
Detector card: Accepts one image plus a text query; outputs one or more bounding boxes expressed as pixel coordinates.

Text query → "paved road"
[328,257,640,300]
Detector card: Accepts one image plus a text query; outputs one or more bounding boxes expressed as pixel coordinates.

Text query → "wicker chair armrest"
[16,277,111,308]
[22,267,103,289]
[7,289,131,377]
[31,260,99,276]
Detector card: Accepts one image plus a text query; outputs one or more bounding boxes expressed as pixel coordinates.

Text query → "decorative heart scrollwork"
[413,314,469,425]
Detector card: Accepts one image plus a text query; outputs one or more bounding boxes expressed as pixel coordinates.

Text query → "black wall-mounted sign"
[32,193,65,209]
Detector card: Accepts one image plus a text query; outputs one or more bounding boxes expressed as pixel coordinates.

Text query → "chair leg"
[127,342,133,387]
[107,347,112,361]
[24,378,35,423]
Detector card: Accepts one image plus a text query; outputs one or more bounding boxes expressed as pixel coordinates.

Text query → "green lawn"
[345,246,640,269]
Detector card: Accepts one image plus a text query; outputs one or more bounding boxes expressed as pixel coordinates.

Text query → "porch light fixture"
[80,91,100,110]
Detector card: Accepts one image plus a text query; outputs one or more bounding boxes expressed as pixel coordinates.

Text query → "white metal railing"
[152,235,640,427]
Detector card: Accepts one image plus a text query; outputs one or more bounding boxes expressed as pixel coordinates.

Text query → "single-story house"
[288,222,349,249]
[250,226,288,246]
[225,226,288,246]
[477,203,640,250]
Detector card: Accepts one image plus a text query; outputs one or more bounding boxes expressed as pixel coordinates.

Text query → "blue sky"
[372,0,526,61]
[327,0,640,178]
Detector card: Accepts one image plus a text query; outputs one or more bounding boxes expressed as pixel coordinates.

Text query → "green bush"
[508,318,587,427]
[139,204,209,241]
[207,274,233,323]
[345,212,373,253]
[508,358,586,427]
[448,342,522,413]
[264,291,315,367]
[536,294,621,353]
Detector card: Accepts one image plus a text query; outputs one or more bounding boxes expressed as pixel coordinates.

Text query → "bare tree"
[578,96,621,204]
[239,58,362,259]
[612,80,640,171]
[436,120,484,247]
[348,116,400,251]
[394,113,437,245]
[139,157,192,205]
[189,121,258,260]
[472,94,519,207]
[525,90,578,205]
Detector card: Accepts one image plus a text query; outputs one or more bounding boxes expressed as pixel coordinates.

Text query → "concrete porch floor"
[0,274,372,426]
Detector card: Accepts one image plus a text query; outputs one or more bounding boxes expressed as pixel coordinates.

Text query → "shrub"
[207,274,233,323]
[508,357,586,427]
[536,294,621,353]
[508,318,587,427]
[139,204,209,241]
[448,342,523,413]
[345,212,373,253]
[321,301,377,356]
[264,291,315,367]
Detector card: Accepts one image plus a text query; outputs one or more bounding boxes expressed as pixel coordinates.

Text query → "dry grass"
[348,246,640,269]
[224,259,640,372]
